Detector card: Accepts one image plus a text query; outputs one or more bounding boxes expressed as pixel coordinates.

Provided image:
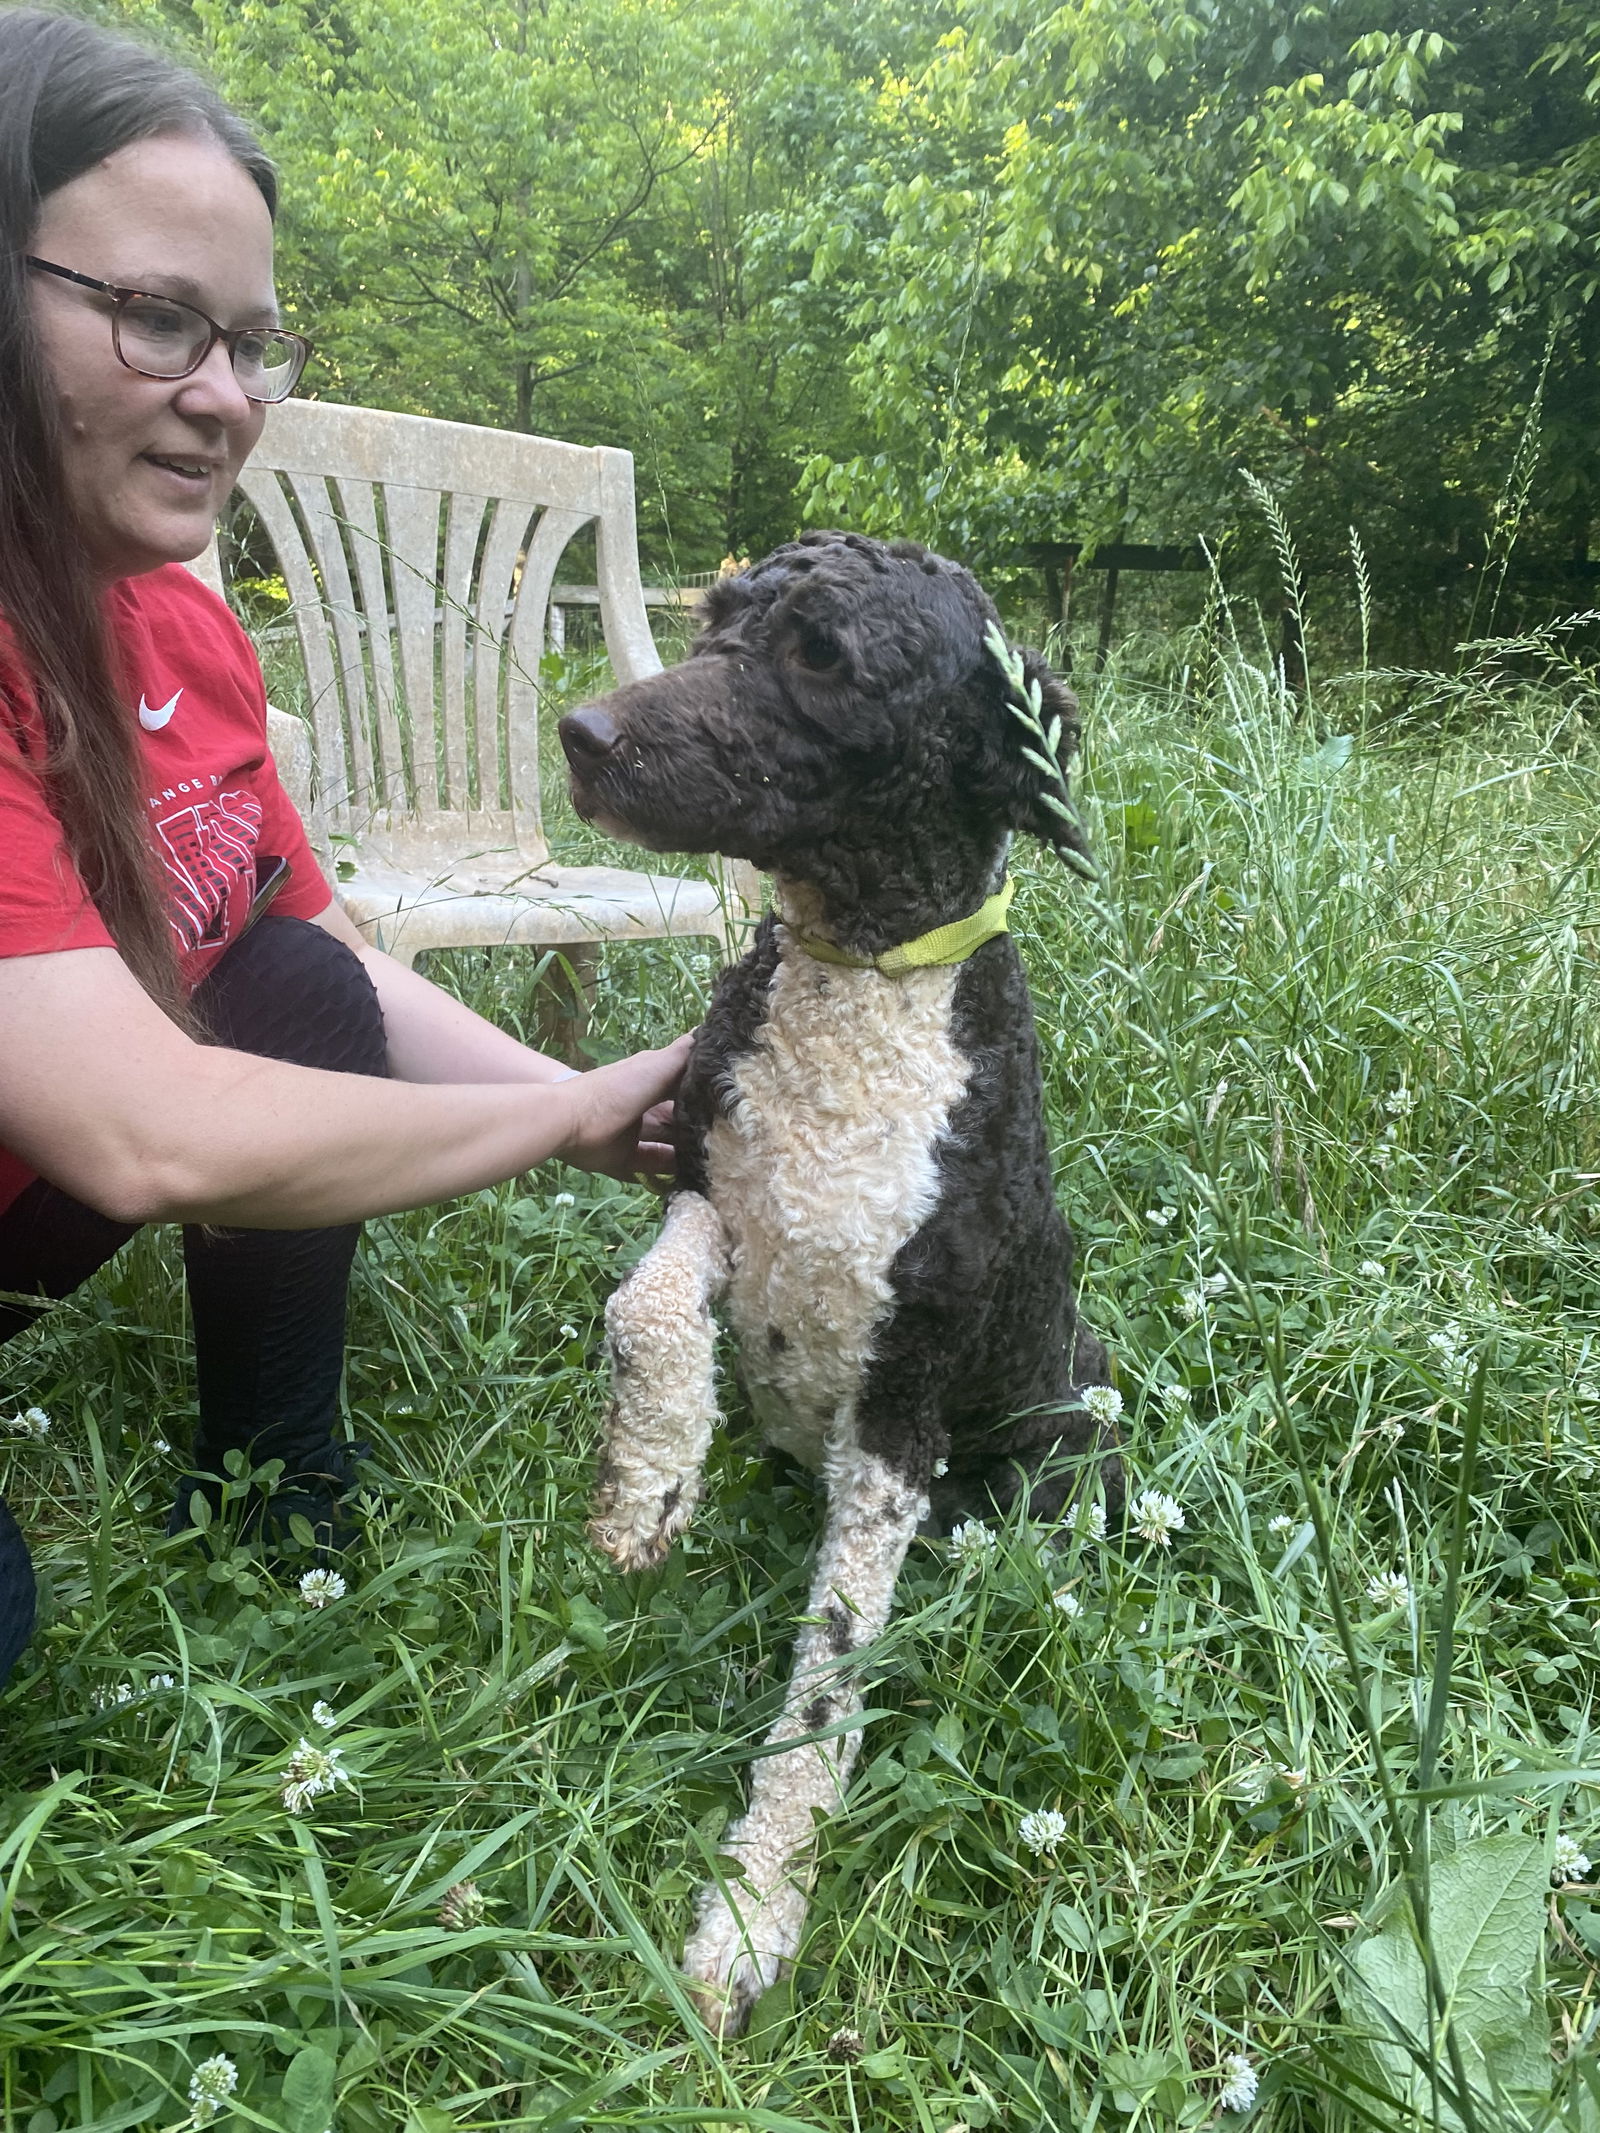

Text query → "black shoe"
[166,1439,371,1553]
[0,1492,36,1687]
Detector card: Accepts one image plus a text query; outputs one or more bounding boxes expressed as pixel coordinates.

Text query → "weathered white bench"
[193,398,753,966]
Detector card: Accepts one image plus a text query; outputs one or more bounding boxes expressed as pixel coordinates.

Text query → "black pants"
[0,916,388,1684]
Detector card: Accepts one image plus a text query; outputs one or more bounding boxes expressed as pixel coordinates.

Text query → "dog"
[558,530,1120,2035]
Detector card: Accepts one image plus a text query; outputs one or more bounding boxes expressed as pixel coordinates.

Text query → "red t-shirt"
[0,564,332,1215]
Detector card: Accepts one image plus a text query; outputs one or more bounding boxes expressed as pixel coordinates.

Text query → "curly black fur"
[561,530,1119,1525]
[858,934,1120,1528]
[561,531,1089,957]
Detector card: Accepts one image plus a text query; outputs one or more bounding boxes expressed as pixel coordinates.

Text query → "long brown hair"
[0,7,276,1017]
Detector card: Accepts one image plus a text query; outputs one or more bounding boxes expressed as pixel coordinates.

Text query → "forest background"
[109,0,1600,659]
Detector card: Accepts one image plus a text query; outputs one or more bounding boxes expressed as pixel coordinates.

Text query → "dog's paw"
[589,1452,698,1572]
[681,1880,807,2039]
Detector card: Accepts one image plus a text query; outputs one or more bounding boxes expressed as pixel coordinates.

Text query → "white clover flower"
[1076,1499,1108,1543]
[1234,1761,1274,1807]
[1553,1834,1591,1886]
[1052,1587,1083,1619]
[1218,2052,1259,2112]
[312,1700,337,1730]
[558,1323,579,1341]
[1359,1259,1385,1279]
[439,1878,487,1929]
[298,1569,346,1610]
[92,1682,135,1712]
[8,1407,49,1439]
[551,1191,576,1207]
[153,1437,172,1454]
[1427,1324,1467,1374]
[950,1519,998,1562]
[1018,1806,1068,1856]
[188,2053,239,2124]
[280,1737,351,1816]
[1145,1206,1176,1229]
[1267,1514,1296,1537]
[1131,1488,1186,1548]
[1366,1569,1412,1612]
[1180,1271,1227,1317]
[1081,1384,1124,1426]
[1158,1381,1191,1414]
[1383,1085,1414,1116]
[148,1673,176,1693]
[1277,1765,1308,1793]
[1376,1416,1406,1444]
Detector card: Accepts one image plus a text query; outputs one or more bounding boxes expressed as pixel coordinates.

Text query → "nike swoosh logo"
[138,689,182,732]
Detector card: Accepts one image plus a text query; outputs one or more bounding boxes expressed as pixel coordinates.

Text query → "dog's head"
[559,531,1088,886]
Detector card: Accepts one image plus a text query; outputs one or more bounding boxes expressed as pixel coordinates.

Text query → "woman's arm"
[0,943,689,1231]
[309,900,589,1087]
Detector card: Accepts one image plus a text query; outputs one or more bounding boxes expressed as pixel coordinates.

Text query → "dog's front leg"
[589,1190,728,1572]
[681,1443,927,2036]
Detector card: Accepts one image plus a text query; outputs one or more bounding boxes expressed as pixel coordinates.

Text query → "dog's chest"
[705,943,970,1467]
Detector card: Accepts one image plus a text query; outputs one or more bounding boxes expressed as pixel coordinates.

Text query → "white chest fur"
[705,937,971,1469]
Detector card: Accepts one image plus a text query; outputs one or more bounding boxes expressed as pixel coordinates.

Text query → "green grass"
[6,617,1600,2130]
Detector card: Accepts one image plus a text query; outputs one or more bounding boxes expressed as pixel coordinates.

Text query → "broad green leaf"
[280,2046,337,2133]
[1342,1833,1552,2124]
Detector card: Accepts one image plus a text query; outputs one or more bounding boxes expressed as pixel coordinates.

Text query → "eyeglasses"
[26,256,312,405]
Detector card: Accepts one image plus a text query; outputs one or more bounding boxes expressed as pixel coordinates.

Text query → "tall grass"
[4,616,1600,2130]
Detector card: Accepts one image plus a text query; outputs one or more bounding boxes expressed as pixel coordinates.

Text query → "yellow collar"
[788,875,1015,974]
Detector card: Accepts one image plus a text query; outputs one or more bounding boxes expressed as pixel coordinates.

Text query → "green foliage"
[1345,1834,1551,2125]
[99,0,1600,624]
[794,0,1600,637]
[111,0,895,569]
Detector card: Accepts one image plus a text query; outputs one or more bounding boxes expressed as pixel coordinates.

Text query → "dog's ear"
[974,640,1095,872]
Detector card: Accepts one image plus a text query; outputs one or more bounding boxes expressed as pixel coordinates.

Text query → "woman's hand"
[557,1034,693,1184]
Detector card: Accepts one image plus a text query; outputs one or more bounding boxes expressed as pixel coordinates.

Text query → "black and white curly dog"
[559,530,1121,2033]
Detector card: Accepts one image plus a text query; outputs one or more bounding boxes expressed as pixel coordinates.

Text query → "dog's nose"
[559,704,621,765]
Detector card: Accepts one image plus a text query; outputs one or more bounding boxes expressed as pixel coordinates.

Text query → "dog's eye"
[794,625,843,675]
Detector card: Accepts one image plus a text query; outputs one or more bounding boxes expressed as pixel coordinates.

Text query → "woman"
[0,7,691,1682]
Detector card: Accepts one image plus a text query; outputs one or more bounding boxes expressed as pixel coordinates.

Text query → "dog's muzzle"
[558,703,621,769]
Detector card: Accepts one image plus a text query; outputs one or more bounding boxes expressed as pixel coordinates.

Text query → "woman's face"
[28,130,276,584]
